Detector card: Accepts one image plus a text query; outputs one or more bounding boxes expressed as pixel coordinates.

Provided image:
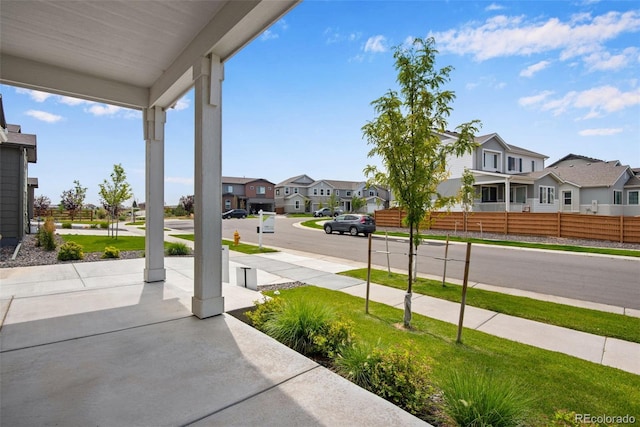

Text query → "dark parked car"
[313,207,344,217]
[323,214,376,236]
[222,209,248,219]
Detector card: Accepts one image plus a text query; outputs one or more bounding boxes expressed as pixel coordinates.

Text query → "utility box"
[236,266,257,290]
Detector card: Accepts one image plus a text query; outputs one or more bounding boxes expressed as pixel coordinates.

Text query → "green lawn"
[266,286,640,421]
[300,218,640,257]
[60,235,147,252]
[341,268,640,343]
[171,234,278,254]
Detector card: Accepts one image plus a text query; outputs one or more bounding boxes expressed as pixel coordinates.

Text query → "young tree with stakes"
[99,164,132,239]
[362,37,480,328]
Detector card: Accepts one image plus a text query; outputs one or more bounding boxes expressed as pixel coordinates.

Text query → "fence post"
[620,215,624,243]
[557,212,562,238]
[504,211,508,235]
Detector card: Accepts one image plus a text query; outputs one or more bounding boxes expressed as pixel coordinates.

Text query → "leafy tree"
[327,192,340,215]
[459,168,476,235]
[179,194,195,215]
[98,164,132,238]
[34,195,51,218]
[362,37,480,327]
[351,195,366,213]
[60,180,87,221]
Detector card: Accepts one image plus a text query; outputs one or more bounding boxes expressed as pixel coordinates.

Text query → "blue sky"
[2,1,639,206]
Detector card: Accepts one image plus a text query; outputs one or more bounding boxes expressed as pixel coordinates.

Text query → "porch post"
[192,54,224,318]
[505,177,511,213]
[143,107,167,282]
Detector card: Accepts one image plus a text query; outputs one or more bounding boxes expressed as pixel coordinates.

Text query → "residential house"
[222,177,275,214]
[0,94,38,246]
[275,175,390,214]
[534,154,640,216]
[439,132,548,212]
[439,131,639,216]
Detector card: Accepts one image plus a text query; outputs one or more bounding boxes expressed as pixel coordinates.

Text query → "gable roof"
[547,153,605,168]
[222,176,274,185]
[475,133,548,159]
[276,174,315,186]
[544,161,631,188]
[314,179,362,190]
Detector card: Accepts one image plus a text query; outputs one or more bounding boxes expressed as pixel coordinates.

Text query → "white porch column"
[144,107,167,282]
[192,54,224,318]
[505,176,511,213]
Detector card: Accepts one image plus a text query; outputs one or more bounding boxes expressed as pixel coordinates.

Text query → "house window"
[327,189,331,196]
[275,189,280,196]
[320,189,324,196]
[225,185,233,193]
[563,191,572,206]
[614,190,622,205]
[481,186,498,202]
[257,186,266,195]
[483,150,500,171]
[531,161,535,172]
[519,158,523,172]
[369,190,374,196]
[313,188,318,195]
[294,187,298,194]
[285,187,290,195]
[346,191,351,197]
[539,186,555,204]
[508,157,515,171]
[335,190,339,196]
[629,191,639,205]
[225,200,231,209]
[295,200,300,210]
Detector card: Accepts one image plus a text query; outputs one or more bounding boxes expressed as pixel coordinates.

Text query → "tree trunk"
[405,221,414,328]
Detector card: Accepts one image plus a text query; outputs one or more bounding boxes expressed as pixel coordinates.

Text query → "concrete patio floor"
[0,257,427,426]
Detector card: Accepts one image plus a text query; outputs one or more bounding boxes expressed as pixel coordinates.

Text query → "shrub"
[166,242,191,256]
[96,207,108,219]
[246,297,287,331]
[57,242,84,261]
[36,218,57,251]
[441,370,531,427]
[172,205,187,217]
[335,345,435,418]
[90,223,98,229]
[262,299,353,358]
[99,221,109,229]
[102,246,120,259]
[61,222,72,229]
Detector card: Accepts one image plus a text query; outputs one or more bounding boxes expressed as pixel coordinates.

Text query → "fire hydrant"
[233,230,240,245]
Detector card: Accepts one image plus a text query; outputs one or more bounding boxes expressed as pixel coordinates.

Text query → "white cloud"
[518,90,555,106]
[520,86,640,118]
[16,88,53,102]
[520,60,551,77]
[86,104,122,116]
[173,96,190,111]
[261,19,288,42]
[583,47,638,71]
[364,35,388,53]
[59,96,90,106]
[324,27,361,44]
[260,29,278,41]
[431,11,640,62]
[579,128,623,136]
[25,109,63,123]
[485,3,504,11]
[166,176,193,185]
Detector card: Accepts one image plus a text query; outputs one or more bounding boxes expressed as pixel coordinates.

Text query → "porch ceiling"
[0,0,299,109]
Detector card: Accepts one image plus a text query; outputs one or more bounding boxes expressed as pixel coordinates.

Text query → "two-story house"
[0,95,38,246]
[441,132,548,212]
[440,132,639,216]
[222,177,275,214]
[275,175,390,214]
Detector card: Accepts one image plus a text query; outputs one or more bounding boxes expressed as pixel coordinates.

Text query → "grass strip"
[340,268,640,343]
[171,234,277,254]
[268,286,640,421]
[60,235,147,252]
[300,219,640,257]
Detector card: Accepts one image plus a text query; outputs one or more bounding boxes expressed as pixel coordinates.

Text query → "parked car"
[222,209,248,219]
[323,214,376,236]
[313,207,344,217]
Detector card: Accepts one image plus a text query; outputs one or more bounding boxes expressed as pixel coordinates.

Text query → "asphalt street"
[166,217,640,309]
